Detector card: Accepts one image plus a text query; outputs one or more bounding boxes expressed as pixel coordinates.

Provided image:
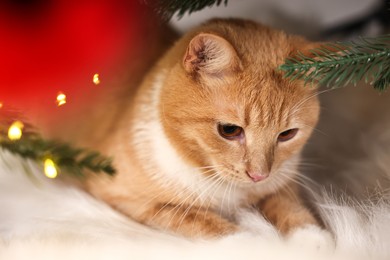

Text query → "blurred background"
[1,0,387,116]
[170,0,388,40]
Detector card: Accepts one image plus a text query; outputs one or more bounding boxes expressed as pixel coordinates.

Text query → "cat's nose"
[246,171,268,182]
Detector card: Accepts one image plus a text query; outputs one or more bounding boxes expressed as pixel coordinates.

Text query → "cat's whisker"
[162,172,221,214]
[132,186,176,218]
[277,175,301,203]
[145,188,193,225]
[278,175,301,203]
[278,171,318,196]
[297,160,322,168]
[175,174,225,233]
[192,175,227,234]
[290,88,334,115]
[219,174,236,229]
[298,122,329,137]
[133,177,192,218]
[227,181,238,218]
[165,172,223,231]
[198,165,224,169]
[269,173,287,195]
[148,185,191,224]
[135,165,222,217]
[226,174,237,216]
[206,170,233,223]
[218,171,232,218]
[287,105,320,119]
[287,88,336,121]
[287,88,336,124]
[280,167,319,188]
[215,178,232,232]
[141,168,222,222]
[180,176,222,223]
[295,171,319,184]
[296,159,327,172]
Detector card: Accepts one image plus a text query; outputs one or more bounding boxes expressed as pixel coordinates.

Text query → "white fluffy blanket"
[1,146,389,260]
[2,82,390,260]
[1,84,389,260]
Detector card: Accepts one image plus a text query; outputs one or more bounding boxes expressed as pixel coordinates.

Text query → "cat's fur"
[86,19,323,238]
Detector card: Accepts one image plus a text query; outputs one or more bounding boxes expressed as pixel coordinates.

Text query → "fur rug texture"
[1,85,390,260]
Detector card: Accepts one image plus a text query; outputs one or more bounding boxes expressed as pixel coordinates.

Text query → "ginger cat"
[86,19,322,238]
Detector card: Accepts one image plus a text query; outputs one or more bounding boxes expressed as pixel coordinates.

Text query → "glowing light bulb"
[44,158,58,179]
[56,93,67,106]
[93,73,100,85]
[0,102,3,109]
[8,121,24,140]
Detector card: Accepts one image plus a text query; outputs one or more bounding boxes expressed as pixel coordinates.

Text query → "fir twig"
[0,115,115,177]
[279,35,390,91]
[142,0,228,20]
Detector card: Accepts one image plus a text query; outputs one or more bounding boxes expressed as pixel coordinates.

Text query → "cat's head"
[160,19,320,186]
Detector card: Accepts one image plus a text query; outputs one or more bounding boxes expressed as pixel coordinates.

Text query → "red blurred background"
[0,0,147,113]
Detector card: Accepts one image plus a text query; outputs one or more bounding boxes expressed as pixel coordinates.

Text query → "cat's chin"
[232,178,273,191]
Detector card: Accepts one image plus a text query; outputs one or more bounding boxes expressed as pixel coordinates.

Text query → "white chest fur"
[131,72,248,215]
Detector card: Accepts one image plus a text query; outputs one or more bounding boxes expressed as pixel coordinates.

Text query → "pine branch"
[0,114,115,177]
[279,35,390,91]
[142,0,228,20]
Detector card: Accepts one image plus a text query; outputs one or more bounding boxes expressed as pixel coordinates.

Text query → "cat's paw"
[286,225,335,253]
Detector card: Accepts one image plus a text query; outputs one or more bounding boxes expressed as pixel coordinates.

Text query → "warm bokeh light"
[56,93,67,106]
[44,158,58,179]
[93,73,100,85]
[0,102,3,109]
[8,121,24,140]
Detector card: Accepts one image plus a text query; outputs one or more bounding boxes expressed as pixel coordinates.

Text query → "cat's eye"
[277,128,298,142]
[218,123,243,139]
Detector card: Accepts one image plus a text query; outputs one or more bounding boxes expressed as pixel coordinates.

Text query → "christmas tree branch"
[142,0,228,20]
[279,35,390,91]
[0,114,115,178]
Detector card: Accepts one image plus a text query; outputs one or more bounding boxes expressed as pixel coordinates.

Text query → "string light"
[93,73,100,85]
[44,158,58,179]
[8,121,24,140]
[56,92,67,106]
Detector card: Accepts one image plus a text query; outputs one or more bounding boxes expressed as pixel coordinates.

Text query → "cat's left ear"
[293,41,342,59]
[183,33,242,79]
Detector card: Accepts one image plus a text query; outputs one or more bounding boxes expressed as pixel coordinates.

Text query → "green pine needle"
[0,118,116,177]
[144,0,228,20]
[279,35,390,91]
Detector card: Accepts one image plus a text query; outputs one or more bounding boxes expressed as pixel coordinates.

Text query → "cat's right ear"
[293,41,346,60]
[183,33,242,79]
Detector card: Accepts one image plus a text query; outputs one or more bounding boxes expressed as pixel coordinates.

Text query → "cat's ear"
[183,33,242,78]
[293,41,343,59]
[290,40,323,58]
